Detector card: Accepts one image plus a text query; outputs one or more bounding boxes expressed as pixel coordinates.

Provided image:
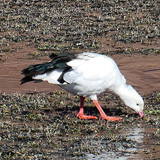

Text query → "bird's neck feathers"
[116,84,143,111]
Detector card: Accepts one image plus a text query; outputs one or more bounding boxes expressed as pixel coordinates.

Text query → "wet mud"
[0,0,160,159]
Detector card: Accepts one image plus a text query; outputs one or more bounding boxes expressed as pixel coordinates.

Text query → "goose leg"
[77,96,97,120]
[92,100,122,121]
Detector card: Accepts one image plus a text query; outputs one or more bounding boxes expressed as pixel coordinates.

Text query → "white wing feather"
[33,68,64,84]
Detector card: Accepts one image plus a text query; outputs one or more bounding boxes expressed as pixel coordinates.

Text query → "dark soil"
[0,0,160,159]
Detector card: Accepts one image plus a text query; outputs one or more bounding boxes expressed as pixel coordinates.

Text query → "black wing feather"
[21,53,76,84]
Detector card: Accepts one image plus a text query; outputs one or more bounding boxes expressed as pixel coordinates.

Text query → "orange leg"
[92,100,122,121]
[77,96,97,120]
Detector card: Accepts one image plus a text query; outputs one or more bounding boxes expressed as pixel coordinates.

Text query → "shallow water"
[86,126,159,160]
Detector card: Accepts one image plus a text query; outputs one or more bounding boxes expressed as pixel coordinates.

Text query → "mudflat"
[0,1,160,159]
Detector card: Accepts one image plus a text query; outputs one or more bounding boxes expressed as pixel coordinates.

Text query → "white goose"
[21,52,144,121]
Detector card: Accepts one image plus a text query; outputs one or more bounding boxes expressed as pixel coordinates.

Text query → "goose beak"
[138,112,144,117]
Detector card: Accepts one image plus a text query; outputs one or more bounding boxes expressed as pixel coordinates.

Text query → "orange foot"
[101,116,122,121]
[77,113,98,120]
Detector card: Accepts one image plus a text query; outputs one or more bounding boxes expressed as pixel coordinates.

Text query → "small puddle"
[85,126,158,160]
[121,127,144,143]
[117,127,144,159]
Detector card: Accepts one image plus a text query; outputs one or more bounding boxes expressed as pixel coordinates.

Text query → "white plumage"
[21,52,144,121]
